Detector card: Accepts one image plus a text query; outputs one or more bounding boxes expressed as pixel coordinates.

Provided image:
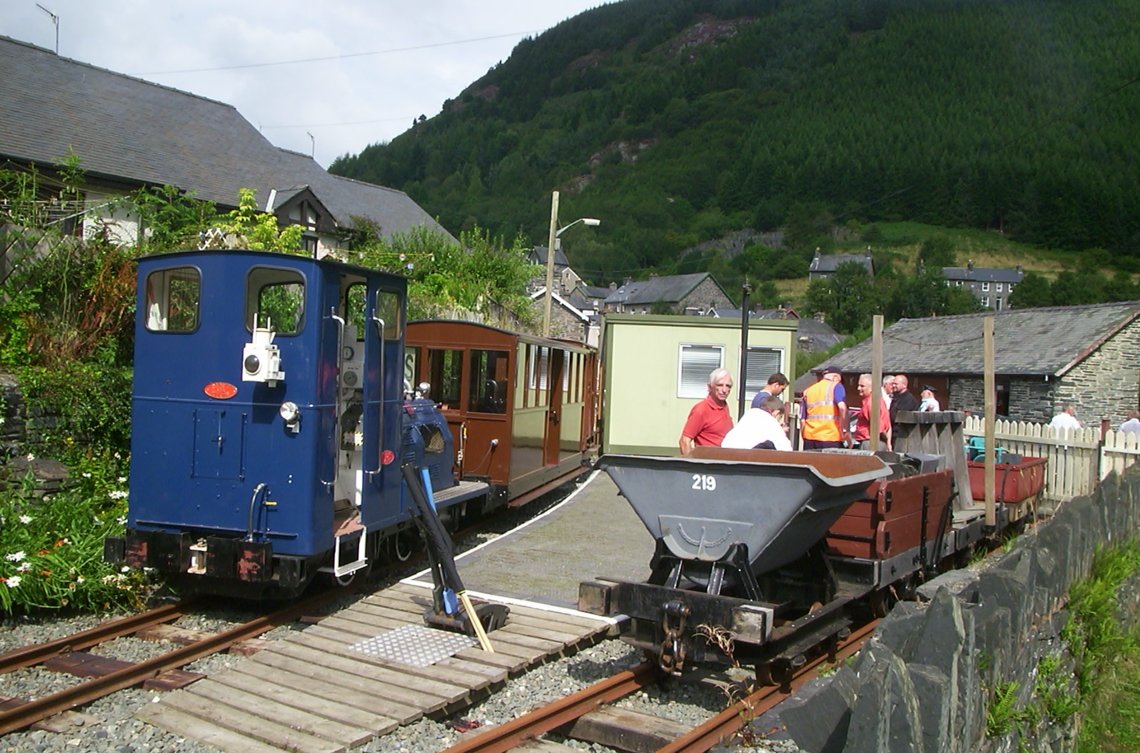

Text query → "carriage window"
[144,266,200,332]
[530,345,549,404]
[246,267,304,335]
[375,290,403,340]
[427,348,462,407]
[468,349,509,414]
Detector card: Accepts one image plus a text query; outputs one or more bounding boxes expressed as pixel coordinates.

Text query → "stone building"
[602,273,732,315]
[942,260,1024,311]
[821,301,1140,426]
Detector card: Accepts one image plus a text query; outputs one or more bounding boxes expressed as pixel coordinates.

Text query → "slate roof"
[822,301,1140,377]
[528,246,571,269]
[942,266,1024,284]
[604,273,721,306]
[0,36,449,240]
[809,252,874,275]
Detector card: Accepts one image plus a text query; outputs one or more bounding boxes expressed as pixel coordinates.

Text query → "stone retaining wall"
[743,462,1140,753]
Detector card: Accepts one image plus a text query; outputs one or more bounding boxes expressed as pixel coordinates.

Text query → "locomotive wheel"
[397,531,420,561]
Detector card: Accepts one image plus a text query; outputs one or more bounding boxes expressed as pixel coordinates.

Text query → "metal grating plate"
[349,624,474,667]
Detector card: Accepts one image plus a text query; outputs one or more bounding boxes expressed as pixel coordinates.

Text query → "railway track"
[438,619,880,753]
[0,588,349,736]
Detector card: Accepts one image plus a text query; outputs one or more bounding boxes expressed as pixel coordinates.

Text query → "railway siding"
[748,463,1140,753]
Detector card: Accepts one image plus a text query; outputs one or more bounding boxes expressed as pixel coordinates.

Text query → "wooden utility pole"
[984,316,996,527]
[870,315,883,451]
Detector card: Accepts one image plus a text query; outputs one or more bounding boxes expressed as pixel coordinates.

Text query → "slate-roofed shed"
[821,302,1140,424]
[0,36,449,246]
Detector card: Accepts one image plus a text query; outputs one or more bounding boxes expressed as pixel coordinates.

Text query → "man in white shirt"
[1048,403,1082,431]
[1119,410,1140,435]
[722,397,792,451]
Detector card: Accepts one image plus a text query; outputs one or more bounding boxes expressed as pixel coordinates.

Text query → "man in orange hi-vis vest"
[801,366,848,450]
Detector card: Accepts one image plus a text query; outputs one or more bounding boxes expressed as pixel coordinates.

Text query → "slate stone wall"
[744,462,1140,753]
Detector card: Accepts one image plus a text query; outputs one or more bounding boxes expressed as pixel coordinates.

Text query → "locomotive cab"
[107,250,478,598]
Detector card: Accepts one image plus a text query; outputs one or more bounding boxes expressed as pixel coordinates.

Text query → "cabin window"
[427,348,463,408]
[744,347,784,404]
[344,282,367,341]
[468,349,509,414]
[678,344,724,398]
[144,266,200,332]
[375,289,403,340]
[246,267,304,335]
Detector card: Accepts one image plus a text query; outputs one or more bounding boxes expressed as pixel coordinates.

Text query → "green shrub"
[0,452,152,615]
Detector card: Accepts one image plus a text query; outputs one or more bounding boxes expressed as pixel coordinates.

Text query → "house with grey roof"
[808,249,875,280]
[0,36,450,256]
[820,302,1140,425]
[942,260,1024,311]
[526,245,581,297]
[603,272,732,315]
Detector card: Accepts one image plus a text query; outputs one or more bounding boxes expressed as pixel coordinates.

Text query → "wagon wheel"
[869,586,894,618]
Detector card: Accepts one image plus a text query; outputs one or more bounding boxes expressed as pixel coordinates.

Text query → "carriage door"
[543,348,566,465]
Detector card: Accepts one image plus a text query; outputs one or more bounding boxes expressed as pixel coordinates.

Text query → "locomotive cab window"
[375,290,402,340]
[144,266,201,332]
[246,267,305,334]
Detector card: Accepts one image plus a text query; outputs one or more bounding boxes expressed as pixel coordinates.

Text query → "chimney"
[967,259,974,271]
[815,311,826,323]
[609,281,617,290]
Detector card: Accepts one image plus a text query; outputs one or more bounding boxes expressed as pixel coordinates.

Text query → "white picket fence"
[962,416,1140,501]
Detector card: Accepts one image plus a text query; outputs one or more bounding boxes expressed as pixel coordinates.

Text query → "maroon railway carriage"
[405,321,599,509]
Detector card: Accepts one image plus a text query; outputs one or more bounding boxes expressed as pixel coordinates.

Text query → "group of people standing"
[678,368,939,455]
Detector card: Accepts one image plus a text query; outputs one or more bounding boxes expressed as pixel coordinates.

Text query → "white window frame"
[744,347,784,405]
[995,282,1004,292]
[981,282,990,292]
[678,344,724,398]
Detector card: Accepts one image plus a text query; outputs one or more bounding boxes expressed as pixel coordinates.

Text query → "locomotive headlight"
[244,354,261,375]
[279,401,301,432]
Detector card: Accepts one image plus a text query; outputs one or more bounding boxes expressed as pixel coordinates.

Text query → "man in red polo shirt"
[679,367,734,455]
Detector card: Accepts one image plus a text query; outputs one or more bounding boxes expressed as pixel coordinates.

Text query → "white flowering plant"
[0,449,152,615]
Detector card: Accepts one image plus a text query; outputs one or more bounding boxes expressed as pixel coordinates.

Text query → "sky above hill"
[1,1,608,167]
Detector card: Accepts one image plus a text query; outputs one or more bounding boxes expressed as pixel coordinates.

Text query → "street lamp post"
[542,190,599,337]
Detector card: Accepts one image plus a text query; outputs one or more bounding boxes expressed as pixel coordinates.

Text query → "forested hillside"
[331,0,1139,289]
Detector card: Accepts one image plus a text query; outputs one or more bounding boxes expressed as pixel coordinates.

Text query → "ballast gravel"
[1,604,803,753]
[0,488,805,752]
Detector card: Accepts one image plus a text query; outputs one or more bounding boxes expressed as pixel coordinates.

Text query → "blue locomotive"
[105,249,486,597]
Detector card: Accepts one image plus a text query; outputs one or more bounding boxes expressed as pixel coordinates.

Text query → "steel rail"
[0,599,195,674]
[439,661,661,753]
[657,619,881,753]
[0,592,331,736]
